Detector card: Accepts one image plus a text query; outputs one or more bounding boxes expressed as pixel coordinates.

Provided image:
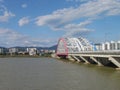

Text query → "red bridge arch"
[56,38,68,57]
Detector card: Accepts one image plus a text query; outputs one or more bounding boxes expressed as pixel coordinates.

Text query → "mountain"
[48,45,57,50]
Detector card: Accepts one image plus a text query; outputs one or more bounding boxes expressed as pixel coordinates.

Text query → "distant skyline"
[0,0,120,47]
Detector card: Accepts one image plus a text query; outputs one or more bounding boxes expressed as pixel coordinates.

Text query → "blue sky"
[0,0,120,47]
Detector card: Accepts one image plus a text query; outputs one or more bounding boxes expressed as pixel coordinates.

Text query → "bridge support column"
[67,55,75,61]
[71,56,81,62]
[80,56,89,64]
[90,56,103,66]
[109,57,120,69]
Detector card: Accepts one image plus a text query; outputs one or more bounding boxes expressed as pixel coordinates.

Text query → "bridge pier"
[57,51,120,70]
[79,56,90,64]
[67,55,75,61]
[71,55,81,62]
[90,56,103,66]
[109,57,120,69]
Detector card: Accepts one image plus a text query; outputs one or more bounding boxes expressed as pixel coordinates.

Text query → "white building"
[27,48,37,56]
[109,41,117,50]
[95,40,120,51]
[104,42,110,50]
[9,48,19,54]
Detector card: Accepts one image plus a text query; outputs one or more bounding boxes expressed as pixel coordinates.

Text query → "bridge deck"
[67,51,120,69]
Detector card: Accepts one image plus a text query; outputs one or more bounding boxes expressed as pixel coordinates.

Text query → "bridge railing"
[69,50,120,55]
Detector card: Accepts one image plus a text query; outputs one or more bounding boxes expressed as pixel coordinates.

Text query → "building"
[27,48,37,56]
[9,48,19,55]
[94,43,102,51]
[103,42,110,50]
[0,47,6,55]
[94,40,120,51]
[117,41,120,50]
[109,41,116,50]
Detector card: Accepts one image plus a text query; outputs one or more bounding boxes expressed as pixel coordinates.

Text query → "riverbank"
[0,54,53,58]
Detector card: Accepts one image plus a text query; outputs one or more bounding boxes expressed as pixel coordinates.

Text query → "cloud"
[106,8,120,16]
[64,20,92,30]
[0,28,57,47]
[18,17,30,26]
[21,4,27,8]
[0,11,15,22]
[63,20,94,37]
[36,0,120,37]
[0,3,15,22]
[0,0,4,2]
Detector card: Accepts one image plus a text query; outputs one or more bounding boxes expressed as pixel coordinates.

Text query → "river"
[0,57,120,90]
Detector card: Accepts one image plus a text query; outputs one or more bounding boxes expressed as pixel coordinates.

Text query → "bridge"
[56,37,120,69]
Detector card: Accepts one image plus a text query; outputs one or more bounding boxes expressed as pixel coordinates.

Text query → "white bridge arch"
[56,37,94,56]
[56,37,120,69]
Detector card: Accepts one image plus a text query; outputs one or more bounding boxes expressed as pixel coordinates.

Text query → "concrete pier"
[109,57,120,69]
[90,56,103,66]
[79,56,90,64]
[71,55,81,62]
[67,51,120,69]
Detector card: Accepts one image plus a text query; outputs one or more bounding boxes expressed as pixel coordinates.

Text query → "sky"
[0,0,120,47]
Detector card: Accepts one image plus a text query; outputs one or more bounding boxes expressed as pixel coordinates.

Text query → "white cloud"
[36,0,120,37]
[0,0,4,2]
[0,28,56,47]
[21,4,27,8]
[0,11,15,22]
[64,20,92,30]
[106,8,120,16]
[0,28,27,46]
[63,20,94,37]
[18,17,30,26]
[0,3,15,22]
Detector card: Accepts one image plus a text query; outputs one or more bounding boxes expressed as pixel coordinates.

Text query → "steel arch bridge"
[56,37,93,56]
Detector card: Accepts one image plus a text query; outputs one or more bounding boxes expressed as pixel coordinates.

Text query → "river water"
[0,58,120,90]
